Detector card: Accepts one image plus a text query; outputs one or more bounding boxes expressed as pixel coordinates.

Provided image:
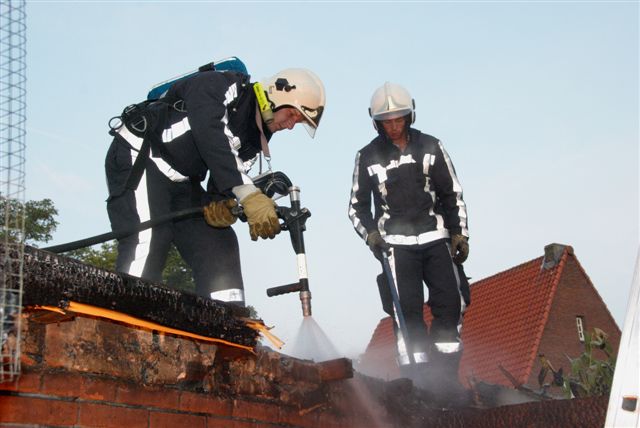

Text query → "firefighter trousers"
[376,240,470,365]
[106,152,244,303]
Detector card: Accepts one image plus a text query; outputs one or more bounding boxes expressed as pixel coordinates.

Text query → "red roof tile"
[360,246,570,386]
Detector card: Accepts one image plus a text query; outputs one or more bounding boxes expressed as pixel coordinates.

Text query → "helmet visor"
[372,107,412,122]
[298,105,324,138]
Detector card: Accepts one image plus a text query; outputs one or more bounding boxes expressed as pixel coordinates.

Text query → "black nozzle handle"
[266,282,303,297]
[230,205,288,222]
[230,205,246,221]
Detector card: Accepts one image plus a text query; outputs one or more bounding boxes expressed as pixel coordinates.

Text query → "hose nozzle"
[300,290,312,317]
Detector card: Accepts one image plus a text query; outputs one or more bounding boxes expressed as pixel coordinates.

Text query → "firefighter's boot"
[427,350,471,408]
[399,361,428,387]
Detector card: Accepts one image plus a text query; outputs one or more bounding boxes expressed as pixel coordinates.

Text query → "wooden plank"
[25,309,75,324]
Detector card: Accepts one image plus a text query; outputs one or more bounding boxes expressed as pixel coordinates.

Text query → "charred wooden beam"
[5,245,258,348]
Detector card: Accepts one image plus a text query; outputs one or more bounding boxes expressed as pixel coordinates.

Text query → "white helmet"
[369,82,415,127]
[261,68,326,138]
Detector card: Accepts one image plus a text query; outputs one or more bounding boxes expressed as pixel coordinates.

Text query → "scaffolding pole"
[0,0,27,382]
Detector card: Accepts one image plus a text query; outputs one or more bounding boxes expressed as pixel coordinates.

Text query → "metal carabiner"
[130,116,148,134]
[173,99,186,112]
[108,116,123,132]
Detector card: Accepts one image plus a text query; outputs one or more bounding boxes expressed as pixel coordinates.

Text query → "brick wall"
[8,311,367,427]
[1,308,613,427]
[0,369,341,427]
[530,254,621,394]
[0,367,611,428]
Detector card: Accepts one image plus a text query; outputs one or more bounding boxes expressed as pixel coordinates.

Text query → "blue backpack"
[146,56,248,100]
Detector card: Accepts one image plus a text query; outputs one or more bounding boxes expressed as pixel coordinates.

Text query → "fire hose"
[42,171,314,317]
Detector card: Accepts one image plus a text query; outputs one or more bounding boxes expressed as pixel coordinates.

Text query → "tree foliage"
[538,328,616,398]
[66,241,196,292]
[563,328,616,398]
[162,245,195,293]
[65,241,118,270]
[0,197,59,245]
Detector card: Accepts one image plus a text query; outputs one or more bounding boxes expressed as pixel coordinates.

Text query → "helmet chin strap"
[254,102,272,174]
[252,82,277,173]
[253,82,274,124]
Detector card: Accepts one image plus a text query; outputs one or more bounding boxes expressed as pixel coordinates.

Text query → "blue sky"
[25,1,638,360]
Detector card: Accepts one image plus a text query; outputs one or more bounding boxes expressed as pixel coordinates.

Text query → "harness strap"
[146,101,171,160]
[122,133,151,192]
[255,103,272,172]
[114,100,172,194]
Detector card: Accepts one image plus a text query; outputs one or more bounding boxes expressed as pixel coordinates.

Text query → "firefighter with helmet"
[348,82,470,405]
[105,66,325,306]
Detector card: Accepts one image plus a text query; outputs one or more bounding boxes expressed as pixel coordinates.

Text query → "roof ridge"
[364,317,394,353]
[564,249,621,334]
[521,246,570,382]
[471,255,544,287]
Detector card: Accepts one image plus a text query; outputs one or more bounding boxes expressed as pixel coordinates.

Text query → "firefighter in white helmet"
[105,65,325,306]
[348,82,470,405]
[260,68,325,137]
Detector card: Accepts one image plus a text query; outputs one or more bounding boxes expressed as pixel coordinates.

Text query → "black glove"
[366,231,390,260]
[203,199,238,228]
[450,234,469,264]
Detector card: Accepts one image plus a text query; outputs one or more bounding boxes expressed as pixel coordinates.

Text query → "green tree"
[563,328,616,398]
[0,197,59,245]
[66,241,196,292]
[161,245,195,293]
[538,328,616,398]
[65,241,118,270]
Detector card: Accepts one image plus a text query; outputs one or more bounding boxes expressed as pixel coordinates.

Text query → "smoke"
[353,355,400,382]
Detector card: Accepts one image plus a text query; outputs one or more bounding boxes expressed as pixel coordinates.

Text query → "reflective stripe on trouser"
[445,241,468,346]
[386,246,430,366]
[427,242,466,345]
[384,248,417,365]
[376,272,429,365]
[211,288,245,304]
[129,169,153,277]
[381,240,466,366]
[434,341,463,354]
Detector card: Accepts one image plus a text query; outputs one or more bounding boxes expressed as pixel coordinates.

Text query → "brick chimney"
[542,243,573,269]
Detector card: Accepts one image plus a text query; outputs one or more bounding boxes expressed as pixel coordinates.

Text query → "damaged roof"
[361,244,614,386]
[14,245,260,351]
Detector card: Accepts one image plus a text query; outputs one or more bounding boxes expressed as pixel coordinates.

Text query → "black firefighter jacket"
[107,70,269,201]
[348,128,469,248]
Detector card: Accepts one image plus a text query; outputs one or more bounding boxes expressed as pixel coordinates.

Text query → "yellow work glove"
[241,191,281,241]
[203,199,239,228]
[450,234,469,264]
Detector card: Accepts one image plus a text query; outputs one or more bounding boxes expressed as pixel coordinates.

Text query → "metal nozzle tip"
[300,291,312,317]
